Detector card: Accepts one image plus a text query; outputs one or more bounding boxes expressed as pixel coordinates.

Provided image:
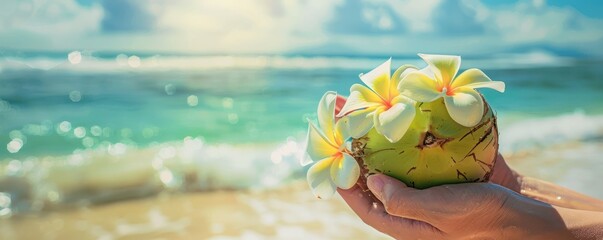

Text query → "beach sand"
[0,181,388,240]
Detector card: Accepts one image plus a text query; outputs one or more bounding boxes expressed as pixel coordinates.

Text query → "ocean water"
[1,52,602,215]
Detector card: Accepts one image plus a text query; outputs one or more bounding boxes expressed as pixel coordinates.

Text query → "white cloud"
[328,0,603,56]
[492,3,603,45]
[0,0,102,49]
[379,0,441,33]
[0,0,602,56]
[146,0,343,53]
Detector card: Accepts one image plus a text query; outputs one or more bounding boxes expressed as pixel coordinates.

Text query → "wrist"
[520,177,603,211]
[493,191,574,239]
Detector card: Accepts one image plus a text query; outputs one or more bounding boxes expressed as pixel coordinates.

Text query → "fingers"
[366,174,454,225]
[337,185,442,238]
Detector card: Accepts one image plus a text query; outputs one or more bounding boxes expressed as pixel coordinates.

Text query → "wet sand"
[0,181,388,240]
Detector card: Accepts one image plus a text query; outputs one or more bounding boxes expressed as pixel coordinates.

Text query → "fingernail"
[367,175,384,199]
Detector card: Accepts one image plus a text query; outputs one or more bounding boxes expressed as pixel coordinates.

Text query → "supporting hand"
[339,173,581,239]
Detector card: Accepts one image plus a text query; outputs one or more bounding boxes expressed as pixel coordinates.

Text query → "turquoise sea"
[1,51,602,215]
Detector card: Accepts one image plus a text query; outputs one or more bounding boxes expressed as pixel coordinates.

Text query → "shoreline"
[1,181,388,240]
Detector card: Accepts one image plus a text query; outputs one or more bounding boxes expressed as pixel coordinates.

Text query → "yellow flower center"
[437,85,454,96]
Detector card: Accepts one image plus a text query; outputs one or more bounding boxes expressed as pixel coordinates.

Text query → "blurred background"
[1,0,602,239]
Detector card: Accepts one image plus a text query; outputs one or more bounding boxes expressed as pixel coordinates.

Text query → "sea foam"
[0,51,574,73]
[0,136,308,215]
[1,112,602,215]
[498,111,603,154]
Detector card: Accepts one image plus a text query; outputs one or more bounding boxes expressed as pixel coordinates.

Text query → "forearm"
[555,206,603,239]
[495,191,603,240]
[519,176,603,211]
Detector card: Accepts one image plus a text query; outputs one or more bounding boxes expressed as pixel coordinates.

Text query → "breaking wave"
[0,51,575,73]
[498,111,603,154]
[1,112,601,215]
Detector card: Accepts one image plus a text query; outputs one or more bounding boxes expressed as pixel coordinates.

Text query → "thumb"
[366,174,409,204]
[366,174,442,224]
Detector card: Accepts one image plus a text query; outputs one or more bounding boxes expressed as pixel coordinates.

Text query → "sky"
[0,0,602,56]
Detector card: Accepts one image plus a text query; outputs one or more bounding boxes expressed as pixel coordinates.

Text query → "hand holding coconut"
[304,54,603,239]
[339,172,603,239]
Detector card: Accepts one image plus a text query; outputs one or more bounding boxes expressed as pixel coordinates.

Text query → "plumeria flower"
[306,91,360,199]
[398,54,505,127]
[337,59,417,143]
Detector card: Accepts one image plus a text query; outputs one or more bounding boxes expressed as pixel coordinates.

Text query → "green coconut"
[351,96,498,189]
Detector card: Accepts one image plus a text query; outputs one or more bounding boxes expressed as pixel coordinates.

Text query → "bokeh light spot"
[82,137,94,148]
[121,128,133,138]
[222,97,234,109]
[164,84,175,95]
[128,55,141,68]
[67,51,82,64]
[116,54,128,66]
[7,139,23,153]
[58,121,72,133]
[108,143,127,156]
[90,125,102,136]
[187,95,198,107]
[0,192,12,217]
[228,113,239,124]
[69,91,81,102]
[74,127,86,138]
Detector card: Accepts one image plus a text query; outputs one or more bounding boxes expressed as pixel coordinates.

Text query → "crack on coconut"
[418,102,431,112]
[481,171,493,182]
[369,148,397,157]
[450,156,457,164]
[406,166,416,175]
[483,136,495,150]
[481,96,490,119]
[460,118,491,141]
[456,169,468,181]
[466,153,493,173]
[398,150,405,155]
[463,122,494,158]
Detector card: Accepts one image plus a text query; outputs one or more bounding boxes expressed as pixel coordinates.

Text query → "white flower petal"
[306,121,338,161]
[398,71,441,103]
[418,66,435,78]
[374,102,416,143]
[330,153,360,189]
[307,157,337,199]
[317,91,337,143]
[334,117,351,146]
[418,53,460,87]
[444,88,484,127]
[391,64,418,99]
[359,58,392,100]
[451,68,505,92]
[345,108,375,138]
[391,94,417,107]
[465,81,505,92]
[299,153,313,167]
[337,84,381,117]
